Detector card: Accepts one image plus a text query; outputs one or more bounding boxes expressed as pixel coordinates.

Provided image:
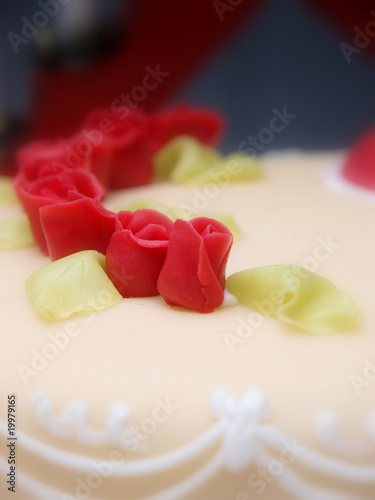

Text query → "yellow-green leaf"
[0,176,18,205]
[25,250,122,322]
[189,153,264,184]
[153,135,221,182]
[153,135,263,185]
[226,265,361,334]
[0,215,35,250]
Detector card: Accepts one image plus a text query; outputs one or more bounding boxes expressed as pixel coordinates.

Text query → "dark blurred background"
[1,0,375,167]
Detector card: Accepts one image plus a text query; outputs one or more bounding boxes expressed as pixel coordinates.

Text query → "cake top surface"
[1,151,374,470]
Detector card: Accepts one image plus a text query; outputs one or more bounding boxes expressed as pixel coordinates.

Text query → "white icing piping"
[0,449,224,500]
[0,455,66,500]
[0,412,227,476]
[316,411,375,458]
[258,426,375,482]
[256,448,365,500]
[142,449,226,500]
[0,446,369,500]
[0,387,374,500]
[323,159,375,206]
[30,391,145,450]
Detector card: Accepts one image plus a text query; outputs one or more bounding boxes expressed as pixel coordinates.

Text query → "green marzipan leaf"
[226,265,361,334]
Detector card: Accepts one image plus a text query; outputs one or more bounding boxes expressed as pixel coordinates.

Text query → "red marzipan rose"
[106,209,174,297]
[16,138,70,166]
[40,198,118,261]
[79,108,154,189]
[17,169,105,255]
[342,128,375,190]
[14,138,88,194]
[157,217,233,313]
[149,104,224,153]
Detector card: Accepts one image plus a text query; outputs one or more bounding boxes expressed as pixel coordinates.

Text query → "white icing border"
[0,387,375,500]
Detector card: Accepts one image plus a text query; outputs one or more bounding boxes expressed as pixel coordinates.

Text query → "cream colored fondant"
[1,152,375,499]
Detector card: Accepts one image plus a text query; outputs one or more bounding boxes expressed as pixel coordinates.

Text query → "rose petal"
[106,230,169,297]
[41,198,118,261]
[135,224,170,241]
[123,208,174,235]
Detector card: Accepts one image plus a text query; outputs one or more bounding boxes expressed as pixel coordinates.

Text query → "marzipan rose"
[16,169,105,255]
[148,104,224,153]
[106,209,174,297]
[14,138,88,194]
[78,108,153,189]
[157,217,233,313]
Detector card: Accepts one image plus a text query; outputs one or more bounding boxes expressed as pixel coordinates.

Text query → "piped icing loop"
[315,412,375,458]
[30,391,140,450]
[106,402,133,445]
